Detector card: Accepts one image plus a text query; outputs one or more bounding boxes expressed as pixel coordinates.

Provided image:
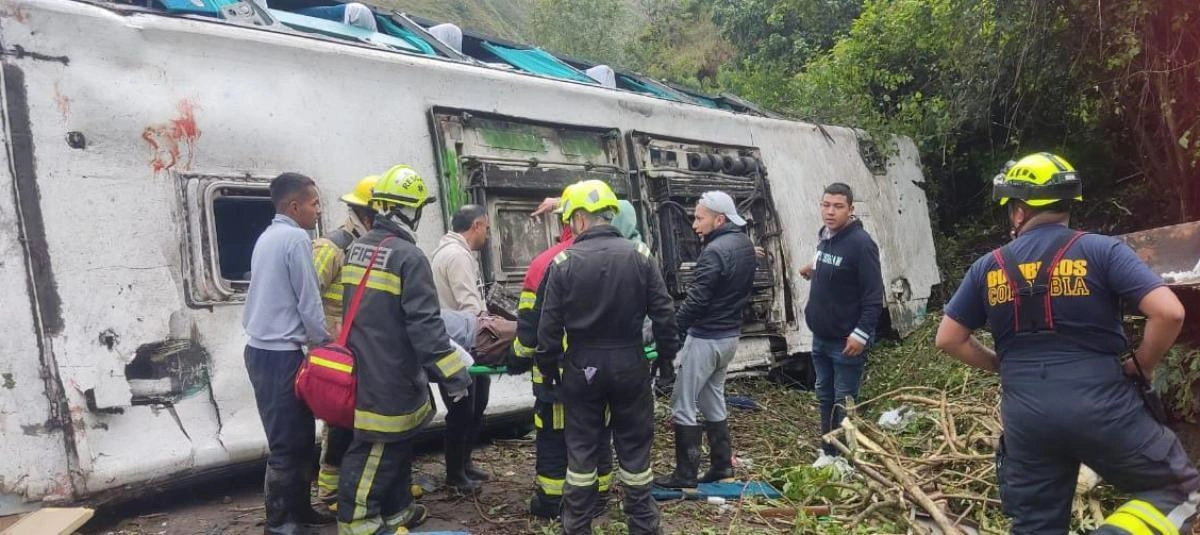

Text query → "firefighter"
[510,183,615,520]
[536,179,679,535]
[336,164,473,534]
[311,174,379,506]
[935,152,1199,534]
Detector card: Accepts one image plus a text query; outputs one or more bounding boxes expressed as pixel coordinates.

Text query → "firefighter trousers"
[997,358,1200,535]
[560,346,658,535]
[532,397,613,512]
[336,438,419,535]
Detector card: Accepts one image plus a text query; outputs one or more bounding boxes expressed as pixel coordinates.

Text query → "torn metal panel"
[1117,221,1200,346]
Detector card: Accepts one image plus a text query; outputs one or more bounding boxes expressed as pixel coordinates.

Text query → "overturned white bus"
[0,0,939,513]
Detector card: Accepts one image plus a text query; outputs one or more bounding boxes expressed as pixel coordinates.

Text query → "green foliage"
[1155,346,1200,419]
[625,0,735,89]
[528,0,633,65]
[767,464,844,502]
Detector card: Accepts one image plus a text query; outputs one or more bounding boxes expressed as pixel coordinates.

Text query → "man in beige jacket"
[429,204,492,492]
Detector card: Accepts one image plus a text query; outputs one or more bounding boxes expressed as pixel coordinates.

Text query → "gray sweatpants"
[671,335,739,426]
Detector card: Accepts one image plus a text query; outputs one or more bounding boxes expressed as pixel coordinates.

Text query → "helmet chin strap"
[386,205,422,232]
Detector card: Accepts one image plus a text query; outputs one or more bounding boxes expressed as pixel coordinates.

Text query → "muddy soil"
[79,379,821,535]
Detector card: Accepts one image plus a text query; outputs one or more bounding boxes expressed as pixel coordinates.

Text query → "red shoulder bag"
[295,238,391,429]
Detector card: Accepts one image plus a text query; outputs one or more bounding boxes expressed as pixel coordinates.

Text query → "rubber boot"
[444,434,482,493]
[316,465,339,505]
[653,424,702,489]
[529,492,561,520]
[263,466,300,535]
[383,503,428,531]
[698,420,735,483]
[463,424,490,482]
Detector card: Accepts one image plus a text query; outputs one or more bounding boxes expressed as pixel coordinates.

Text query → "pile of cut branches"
[821,386,1006,534]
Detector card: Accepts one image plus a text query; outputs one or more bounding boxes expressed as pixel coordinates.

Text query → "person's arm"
[400,254,471,393]
[536,260,567,359]
[935,259,994,371]
[644,248,680,360]
[935,315,998,372]
[510,268,543,372]
[312,239,342,295]
[530,197,560,218]
[845,239,884,356]
[1098,239,1183,379]
[1129,287,1185,376]
[676,246,721,338]
[445,248,485,314]
[289,237,329,344]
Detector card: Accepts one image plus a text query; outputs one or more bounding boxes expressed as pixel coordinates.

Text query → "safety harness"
[990,228,1086,336]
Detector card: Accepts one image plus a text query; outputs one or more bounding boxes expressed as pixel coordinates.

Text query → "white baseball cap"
[698,191,746,226]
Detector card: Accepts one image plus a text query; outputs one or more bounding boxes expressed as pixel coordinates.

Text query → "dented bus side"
[0,0,938,512]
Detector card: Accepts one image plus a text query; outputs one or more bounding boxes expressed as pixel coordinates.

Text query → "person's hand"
[448,389,469,403]
[799,264,814,280]
[531,197,560,219]
[1123,354,1153,383]
[536,354,560,388]
[754,246,766,259]
[843,337,866,357]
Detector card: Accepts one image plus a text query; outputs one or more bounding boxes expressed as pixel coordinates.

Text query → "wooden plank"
[0,507,93,535]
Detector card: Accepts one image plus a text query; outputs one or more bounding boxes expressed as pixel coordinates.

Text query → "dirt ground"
[78,379,822,535]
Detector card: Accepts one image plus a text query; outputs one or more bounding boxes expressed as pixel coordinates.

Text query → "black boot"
[698,420,735,483]
[445,434,482,493]
[529,492,561,520]
[289,472,335,526]
[653,424,702,489]
[263,466,300,535]
[463,424,490,482]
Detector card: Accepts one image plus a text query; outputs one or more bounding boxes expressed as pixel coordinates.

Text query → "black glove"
[504,350,534,375]
[536,353,560,388]
[653,354,675,397]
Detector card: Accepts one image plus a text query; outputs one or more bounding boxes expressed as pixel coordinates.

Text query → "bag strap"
[337,237,393,345]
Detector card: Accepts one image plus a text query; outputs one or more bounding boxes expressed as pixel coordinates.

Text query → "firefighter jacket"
[312,214,369,334]
[513,228,573,400]
[536,225,679,360]
[342,216,472,442]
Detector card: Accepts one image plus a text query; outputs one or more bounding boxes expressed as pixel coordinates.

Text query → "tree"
[529,0,632,65]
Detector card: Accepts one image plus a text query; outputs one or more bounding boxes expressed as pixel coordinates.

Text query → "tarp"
[481,42,597,84]
[375,15,437,56]
[652,481,783,501]
[617,75,685,103]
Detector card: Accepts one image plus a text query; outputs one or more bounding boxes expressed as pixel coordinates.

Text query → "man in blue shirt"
[936,153,1198,534]
[242,172,333,533]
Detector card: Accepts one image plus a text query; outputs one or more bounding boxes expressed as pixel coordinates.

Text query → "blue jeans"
[244,346,316,470]
[811,336,867,456]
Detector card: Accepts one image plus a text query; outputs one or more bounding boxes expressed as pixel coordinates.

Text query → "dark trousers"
[811,336,867,456]
[244,346,316,471]
[534,398,614,505]
[561,347,658,535]
[337,438,416,532]
[439,374,492,446]
[999,357,1200,534]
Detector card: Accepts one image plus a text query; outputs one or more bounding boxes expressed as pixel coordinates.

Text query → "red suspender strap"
[992,248,1021,331]
[336,237,392,345]
[1041,231,1085,329]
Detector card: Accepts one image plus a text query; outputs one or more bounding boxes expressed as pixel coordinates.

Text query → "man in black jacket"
[537,179,679,535]
[655,191,757,489]
[799,182,883,465]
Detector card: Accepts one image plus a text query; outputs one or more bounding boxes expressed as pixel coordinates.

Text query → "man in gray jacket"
[242,172,334,533]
